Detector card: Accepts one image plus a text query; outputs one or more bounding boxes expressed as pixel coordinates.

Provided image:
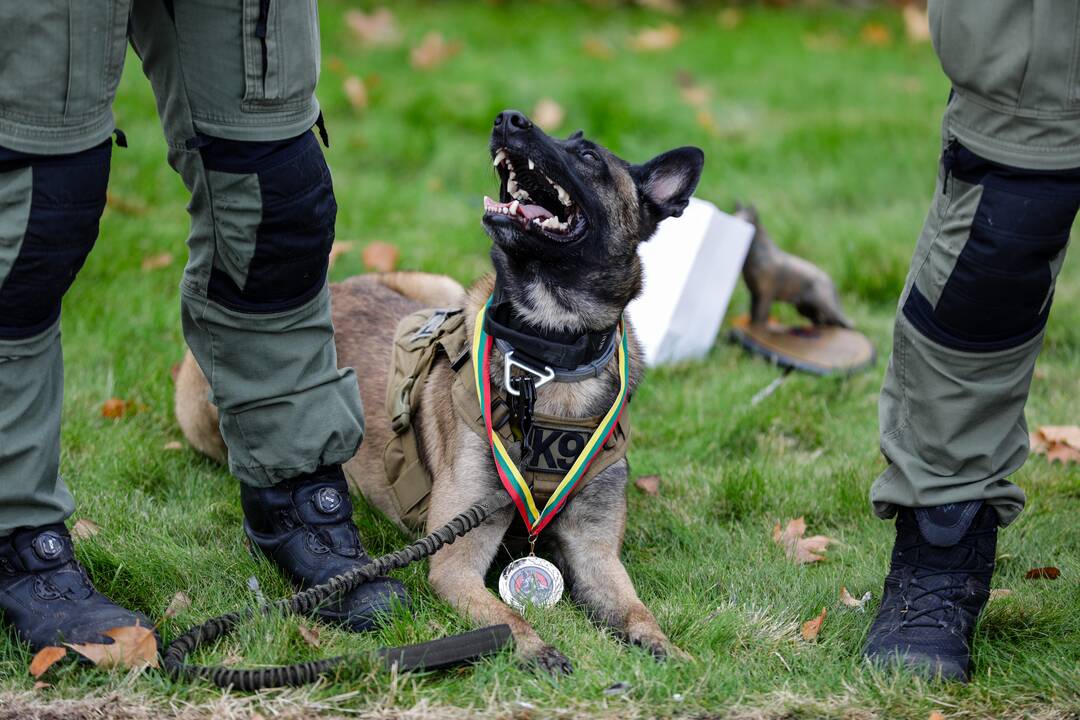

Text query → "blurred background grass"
[1,2,1077,718]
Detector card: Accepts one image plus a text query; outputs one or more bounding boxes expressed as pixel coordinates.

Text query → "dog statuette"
[734,202,851,329]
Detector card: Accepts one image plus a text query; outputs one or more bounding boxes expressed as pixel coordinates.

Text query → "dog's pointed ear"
[634,146,704,225]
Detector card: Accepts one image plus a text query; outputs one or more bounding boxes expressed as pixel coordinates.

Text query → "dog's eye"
[579,149,600,162]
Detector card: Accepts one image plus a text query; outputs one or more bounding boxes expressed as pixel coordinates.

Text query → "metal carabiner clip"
[503,351,555,396]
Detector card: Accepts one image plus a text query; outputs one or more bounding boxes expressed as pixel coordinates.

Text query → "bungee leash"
[164,498,513,690]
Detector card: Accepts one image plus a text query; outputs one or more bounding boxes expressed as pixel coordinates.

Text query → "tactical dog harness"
[384,306,631,532]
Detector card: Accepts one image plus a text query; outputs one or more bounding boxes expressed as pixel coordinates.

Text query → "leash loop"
[163,497,511,690]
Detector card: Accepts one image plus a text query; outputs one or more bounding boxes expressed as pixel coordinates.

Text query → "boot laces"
[895,528,994,630]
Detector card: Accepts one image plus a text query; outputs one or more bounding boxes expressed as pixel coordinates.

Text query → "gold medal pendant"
[498,556,564,613]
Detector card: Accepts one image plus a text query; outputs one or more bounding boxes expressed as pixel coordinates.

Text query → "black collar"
[483,282,619,372]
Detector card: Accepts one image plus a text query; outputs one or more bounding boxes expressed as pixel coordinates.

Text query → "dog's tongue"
[518,203,554,221]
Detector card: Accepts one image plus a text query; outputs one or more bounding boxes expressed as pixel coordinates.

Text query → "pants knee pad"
[0,141,110,339]
[200,131,337,313]
[904,143,1078,352]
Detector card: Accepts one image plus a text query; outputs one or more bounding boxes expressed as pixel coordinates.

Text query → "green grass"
[2,2,1079,718]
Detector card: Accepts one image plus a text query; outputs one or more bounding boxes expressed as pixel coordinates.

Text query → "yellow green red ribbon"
[473,296,629,536]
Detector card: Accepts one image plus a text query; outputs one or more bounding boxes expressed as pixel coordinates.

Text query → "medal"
[474,296,629,614]
[498,555,564,612]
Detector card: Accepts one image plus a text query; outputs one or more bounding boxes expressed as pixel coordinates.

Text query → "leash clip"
[503,351,554,396]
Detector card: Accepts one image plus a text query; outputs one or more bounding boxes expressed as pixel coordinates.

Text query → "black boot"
[0,524,156,651]
[863,501,997,681]
[240,466,408,632]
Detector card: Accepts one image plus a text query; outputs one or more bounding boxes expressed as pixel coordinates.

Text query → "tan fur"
[174,351,226,464]
[175,271,676,671]
[376,271,465,308]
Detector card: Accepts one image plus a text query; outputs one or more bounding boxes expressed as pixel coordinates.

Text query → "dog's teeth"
[508,200,520,215]
[540,216,560,230]
[554,183,572,207]
[528,158,535,170]
[493,149,507,167]
[507,178,519,195]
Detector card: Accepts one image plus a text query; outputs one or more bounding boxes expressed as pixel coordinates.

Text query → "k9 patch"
[526,423,590,474]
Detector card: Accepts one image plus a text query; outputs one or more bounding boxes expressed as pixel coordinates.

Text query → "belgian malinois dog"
[176,110,703,672]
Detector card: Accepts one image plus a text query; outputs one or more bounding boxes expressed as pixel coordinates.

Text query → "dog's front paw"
[523,645,573,675]
[628,631,692,662]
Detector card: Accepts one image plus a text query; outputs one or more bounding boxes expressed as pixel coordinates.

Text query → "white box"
[627,198,753,366]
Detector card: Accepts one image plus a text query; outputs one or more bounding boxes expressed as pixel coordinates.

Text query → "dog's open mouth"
[484,147,584,241]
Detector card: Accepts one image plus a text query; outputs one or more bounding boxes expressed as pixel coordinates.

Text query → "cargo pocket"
[241,0,320,112]
[0,2,126,124]
[933,3,1031,109]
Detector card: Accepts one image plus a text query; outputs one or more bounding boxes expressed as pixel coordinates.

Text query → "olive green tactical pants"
[0,1,364,536]
[872,0,1078,526]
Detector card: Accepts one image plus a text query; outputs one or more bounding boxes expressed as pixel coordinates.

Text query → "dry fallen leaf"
[1039,425,1080,447]
[140,252,174,272]
[343,76,368,112]
[989,588,1013,601]
[679,85,711,107]
[101,398,126,419]
[410,32,460,70]
[163,591,191,619]
[66,624,158,670]
[33,681,52,690]
[326,56,345,75]
[532,98,565,132]
[718,8,743,30]
[362,242,400,273]
[101,399,146,420]
[343,8,401,47]
[298,623,321,648]
[928,712,946,720]
[1031,426,1080,464]
[1046,443,1080,464]
[106,192,148,216]
[1025,567,1061,580]
[630,24,682,52]
[70,519,101,541]
[29,646,67,679]
[839,586,871,612]
[328,241,354,269]
[773,517,834,564]
[163,440,183,451]
[582,35,614,60]
[801,607,826,642]
[634,475,660,496]
[861,22,893,47]
[903,4,931,43]
[695,109,719,137]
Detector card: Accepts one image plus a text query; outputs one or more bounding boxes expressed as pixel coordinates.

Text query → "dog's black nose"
[494,110,532,134]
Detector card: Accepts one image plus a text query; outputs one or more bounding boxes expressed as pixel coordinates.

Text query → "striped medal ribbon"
[472,297,630,538]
